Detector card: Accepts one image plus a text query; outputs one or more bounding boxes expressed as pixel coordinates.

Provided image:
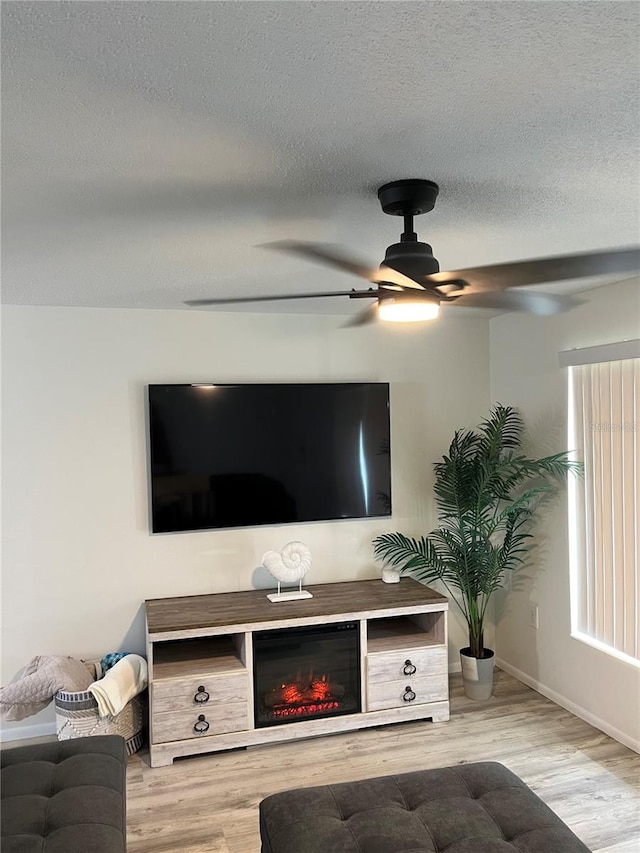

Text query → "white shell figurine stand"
[262,541,313,603]
[267,580,313,603]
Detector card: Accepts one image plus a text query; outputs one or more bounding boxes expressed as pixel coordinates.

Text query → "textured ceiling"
[2,1,639,315]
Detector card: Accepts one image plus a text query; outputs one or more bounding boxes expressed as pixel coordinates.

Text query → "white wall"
[490,277,640,752]
[1,305,490,736]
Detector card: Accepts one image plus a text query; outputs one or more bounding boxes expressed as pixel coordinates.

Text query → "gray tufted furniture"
[1,734,127,853]
[259,761,591,853]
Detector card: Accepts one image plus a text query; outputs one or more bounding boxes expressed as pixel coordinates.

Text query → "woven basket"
[55,688,146,756]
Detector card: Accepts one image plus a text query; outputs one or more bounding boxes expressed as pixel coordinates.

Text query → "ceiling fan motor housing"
[382,241,441,278]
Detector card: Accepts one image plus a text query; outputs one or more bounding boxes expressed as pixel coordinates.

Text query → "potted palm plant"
[373,404,578,700]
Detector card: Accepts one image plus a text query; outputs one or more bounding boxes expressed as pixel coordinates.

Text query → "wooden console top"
[145,577,446,637]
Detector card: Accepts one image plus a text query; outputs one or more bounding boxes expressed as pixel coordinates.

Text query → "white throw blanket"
[88,654,148,718]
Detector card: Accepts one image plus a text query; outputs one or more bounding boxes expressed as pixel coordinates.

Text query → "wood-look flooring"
[125,670,640,853]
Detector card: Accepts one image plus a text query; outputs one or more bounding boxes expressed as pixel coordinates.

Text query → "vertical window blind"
[565,346,639,663]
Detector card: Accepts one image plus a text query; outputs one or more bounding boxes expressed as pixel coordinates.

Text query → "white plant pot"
[460,648,495,700]
[381,567,401,583]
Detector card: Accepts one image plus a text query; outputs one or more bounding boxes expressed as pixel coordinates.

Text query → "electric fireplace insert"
[253,622,361,728]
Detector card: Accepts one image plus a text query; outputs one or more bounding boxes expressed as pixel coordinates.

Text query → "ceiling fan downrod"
[401,213,417,243]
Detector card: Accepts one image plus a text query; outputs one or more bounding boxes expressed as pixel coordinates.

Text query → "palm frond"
[373,533,438,571]
[479,405,523,455]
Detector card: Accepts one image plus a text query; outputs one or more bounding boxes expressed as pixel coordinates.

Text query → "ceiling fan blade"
[446,289,583,315]
[185,290,368,307]
[259,240,426,290]
[430,246,640,292]
[343,303,379,328]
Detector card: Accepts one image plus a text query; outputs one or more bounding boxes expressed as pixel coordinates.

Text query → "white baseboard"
[496,657,640,755]
[0,721,57,743]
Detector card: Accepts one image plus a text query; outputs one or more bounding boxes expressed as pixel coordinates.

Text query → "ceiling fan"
[186,179,640,325]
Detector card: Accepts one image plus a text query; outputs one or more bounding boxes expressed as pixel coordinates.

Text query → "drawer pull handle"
[403,660,417,675]
[403,686,416,703]
[193,714,210,734]
[194,686,210,703]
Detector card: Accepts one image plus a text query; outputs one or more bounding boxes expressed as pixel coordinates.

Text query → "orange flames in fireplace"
[264,671,345,719]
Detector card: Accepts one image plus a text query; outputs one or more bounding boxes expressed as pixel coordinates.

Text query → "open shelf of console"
[366,612,445,653]
[152,636,246,680]
[145,577,449,767]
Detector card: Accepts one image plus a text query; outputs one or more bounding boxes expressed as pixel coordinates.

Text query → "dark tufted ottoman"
[1,734,127,853]
[259,761,591,852]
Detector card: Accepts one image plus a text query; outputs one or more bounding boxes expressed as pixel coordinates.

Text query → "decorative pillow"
[0,655,95,721]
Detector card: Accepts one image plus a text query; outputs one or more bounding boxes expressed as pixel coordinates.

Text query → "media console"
[145,578,449,767]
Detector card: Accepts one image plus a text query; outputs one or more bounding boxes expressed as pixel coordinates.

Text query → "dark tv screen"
[148,383,391,533]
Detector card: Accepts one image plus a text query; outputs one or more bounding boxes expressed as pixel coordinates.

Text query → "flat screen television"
[148,382,391,533]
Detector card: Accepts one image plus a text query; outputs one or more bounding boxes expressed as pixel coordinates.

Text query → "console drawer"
[152,672,248,714]
[366,646,447,684]
[152,702,249,743]
[367,675,448,712]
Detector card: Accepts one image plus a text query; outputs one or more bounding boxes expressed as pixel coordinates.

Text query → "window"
[562,341,639,666]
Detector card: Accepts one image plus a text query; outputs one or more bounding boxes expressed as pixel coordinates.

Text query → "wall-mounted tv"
[148,382,391,533]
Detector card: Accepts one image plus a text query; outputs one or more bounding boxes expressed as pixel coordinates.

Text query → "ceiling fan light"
[378,298,440,322]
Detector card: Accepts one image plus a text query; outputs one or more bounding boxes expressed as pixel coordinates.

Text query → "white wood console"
[145,578,449,767]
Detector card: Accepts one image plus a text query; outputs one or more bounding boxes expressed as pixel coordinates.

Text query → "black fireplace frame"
[252,621,362,728]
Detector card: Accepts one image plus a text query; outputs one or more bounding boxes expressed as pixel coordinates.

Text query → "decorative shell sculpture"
[262,541,312,584]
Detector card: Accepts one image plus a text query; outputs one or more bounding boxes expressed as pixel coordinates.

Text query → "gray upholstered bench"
[1,734,127,853]
[259,761,591,852]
